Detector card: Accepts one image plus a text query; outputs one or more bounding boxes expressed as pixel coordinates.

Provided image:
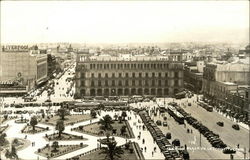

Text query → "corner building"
[75,52,184,98]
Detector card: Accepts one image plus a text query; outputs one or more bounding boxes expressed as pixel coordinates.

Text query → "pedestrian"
[184,144,187,150]
[152,151,154,157]
[142,138,145,144]
[144,146,147,152]
[25,135,27,139]
[191,129,193,134]
[237,144,239,148]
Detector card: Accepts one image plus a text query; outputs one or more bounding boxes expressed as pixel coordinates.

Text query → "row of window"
[89,63,170,70]
[81,72,179,78]
[79,88,180,96]
[80,79,180,87]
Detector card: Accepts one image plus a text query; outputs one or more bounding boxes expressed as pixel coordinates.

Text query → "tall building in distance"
[75,50,184,98]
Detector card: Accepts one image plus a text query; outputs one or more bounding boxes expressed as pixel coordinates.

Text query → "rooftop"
[81,54,179,62]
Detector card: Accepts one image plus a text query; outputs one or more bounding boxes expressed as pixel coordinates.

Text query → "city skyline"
[0,1,249,44]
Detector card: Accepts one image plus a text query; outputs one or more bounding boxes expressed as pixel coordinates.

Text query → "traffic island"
[72,120,134,138]
[36,143,88,159]
[39,114,93,126]
[44,132,88,141]
[21,125,49,134]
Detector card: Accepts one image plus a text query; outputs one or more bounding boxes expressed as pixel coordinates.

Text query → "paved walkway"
[1,109,165,160]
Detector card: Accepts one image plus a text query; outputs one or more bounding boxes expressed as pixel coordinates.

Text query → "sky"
[0,1,249,44]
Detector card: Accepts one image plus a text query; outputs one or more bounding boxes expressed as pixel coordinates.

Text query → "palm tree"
[99,115,114,131]
[99,141,124,160]
[30,116,38,131]
[5,145,18,159]
[56,120,65,138]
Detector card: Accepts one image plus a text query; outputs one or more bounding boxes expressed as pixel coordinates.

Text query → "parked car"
[232,124,240,130]
[172,139,180,146]
[163,122,168,127]
[166,132,171,139]
[217,121,224,127]
[156,120,162,126]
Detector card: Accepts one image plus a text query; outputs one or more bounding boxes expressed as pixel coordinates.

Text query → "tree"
[4,114,8,120]
[90,110,97,118]
[99,141,124,160]
[56,120,65,138]
[99,115,113,131]
[118,116,123,123]
[5,145,18,159]
[30,116,38,131]
[0,133,7,145]
[98,103,105,110]
[114,114,118,121]
[51,141,59,152]
[58,108,67,120]
[121,111,127,121]
[120,125,127,136]
[42,113,45,119]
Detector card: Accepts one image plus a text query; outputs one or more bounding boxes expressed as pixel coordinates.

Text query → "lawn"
[36,144,88,159]
[45,132,88,141]
[21,125,48,134]
[39,114,93,126]
[74,121,134,138]
[73,143,139,160]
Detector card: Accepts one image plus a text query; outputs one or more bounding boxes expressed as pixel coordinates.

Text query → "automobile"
[156,120,162,126]
[15,111,23,114]
[15,104,23,108]
[172,139,180,146]
[223,147,236,154]
[163,122,168,127]
[166,132,172,139]
[232,124,240,130]
[217,121,224,127]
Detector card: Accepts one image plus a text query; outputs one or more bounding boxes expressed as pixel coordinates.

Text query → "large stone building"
[0,45,48,95]
[75,50,184,98]
[202,61,250,121]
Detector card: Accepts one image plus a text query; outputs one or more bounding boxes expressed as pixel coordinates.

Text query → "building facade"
[202,63,250,121]
[0,45,48,94]
[75,52,184,98]
[184,61,203,93]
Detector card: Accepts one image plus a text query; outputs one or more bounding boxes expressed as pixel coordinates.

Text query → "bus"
[199,101,213,112]
[167,105,185,124]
